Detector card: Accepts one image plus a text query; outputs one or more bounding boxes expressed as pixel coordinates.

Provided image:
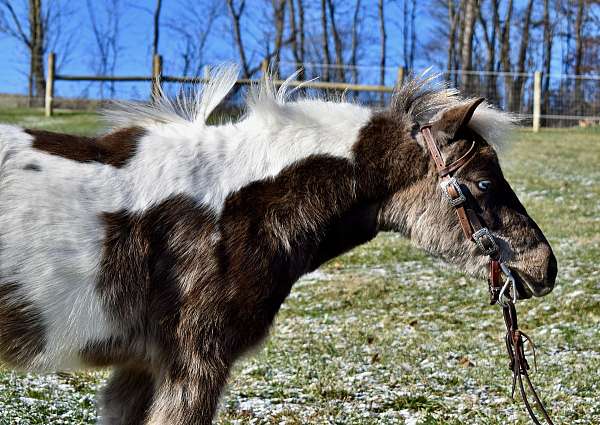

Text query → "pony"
[0,66,557,424]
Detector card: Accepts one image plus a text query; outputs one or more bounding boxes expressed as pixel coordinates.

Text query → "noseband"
[420,125,555,425]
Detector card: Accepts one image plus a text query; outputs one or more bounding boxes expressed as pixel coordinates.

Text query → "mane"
[104,66,516,149]
[103,65,355,130]
[103,64,241,128]
[391,73,518,149]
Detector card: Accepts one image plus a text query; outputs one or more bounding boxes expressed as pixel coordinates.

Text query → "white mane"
[104,66,516,152]
[103,64,241,128]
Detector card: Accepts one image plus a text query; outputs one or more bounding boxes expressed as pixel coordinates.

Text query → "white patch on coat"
[0,127,122,370]
[117,68,372,213]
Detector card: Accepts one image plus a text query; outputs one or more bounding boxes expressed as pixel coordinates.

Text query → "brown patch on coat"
[0,282,46,366]
[25,127,144,167]
[80,335,145,368]
[92,114,435,421]
[353,111,430,197]
[100,366,155,425]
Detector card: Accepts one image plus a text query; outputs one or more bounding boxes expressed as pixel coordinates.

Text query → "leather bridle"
[420,125,555,425]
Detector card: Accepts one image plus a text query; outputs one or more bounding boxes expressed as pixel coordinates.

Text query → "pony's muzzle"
[513,243,557,298]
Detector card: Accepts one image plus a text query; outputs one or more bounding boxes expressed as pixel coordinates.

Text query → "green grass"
[0,108,599,424]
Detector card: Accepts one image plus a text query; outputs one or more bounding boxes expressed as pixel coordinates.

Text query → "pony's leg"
[146,357,230,425]
[98,366,155,425]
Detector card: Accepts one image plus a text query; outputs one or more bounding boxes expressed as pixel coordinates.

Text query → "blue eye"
[478,180,492,191]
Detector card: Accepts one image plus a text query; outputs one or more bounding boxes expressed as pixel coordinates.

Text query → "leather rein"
[420,125,555,425]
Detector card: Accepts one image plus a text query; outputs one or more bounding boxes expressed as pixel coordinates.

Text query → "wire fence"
[40,54,600,130]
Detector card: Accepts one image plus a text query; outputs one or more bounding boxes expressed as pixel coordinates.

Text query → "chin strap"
[489,259,555,425]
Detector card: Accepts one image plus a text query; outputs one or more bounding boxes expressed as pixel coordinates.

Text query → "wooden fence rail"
[44,53,543,132]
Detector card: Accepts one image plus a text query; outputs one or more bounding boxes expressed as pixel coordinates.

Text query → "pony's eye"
[477,180,492,191]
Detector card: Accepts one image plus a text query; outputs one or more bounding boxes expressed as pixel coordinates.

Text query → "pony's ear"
[431,97,485,141]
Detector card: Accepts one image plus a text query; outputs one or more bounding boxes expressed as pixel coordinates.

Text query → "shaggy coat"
[0,67,556,424]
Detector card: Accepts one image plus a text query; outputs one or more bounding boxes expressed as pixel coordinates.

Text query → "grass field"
[0,108,598,424]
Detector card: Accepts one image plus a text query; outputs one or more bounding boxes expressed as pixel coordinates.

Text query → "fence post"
[45,52,55,117]
[532,71,541,132]
[396,67,405,87]
[151,54,163,100]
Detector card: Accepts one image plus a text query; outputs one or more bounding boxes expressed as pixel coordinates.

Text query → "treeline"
[428,0,599,116]
[1,0,598,114]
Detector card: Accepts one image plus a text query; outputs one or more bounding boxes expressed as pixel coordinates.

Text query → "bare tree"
[499,0,514,109]
[445,0,462,85]
[541,0,553,118]
[227,0,294,80]
[378,0,386,101]
[509,0,535,112]
[288,0,305,77]
[167,0,220,77]
[326,0,345,82]
[271,0,286,77]
[320,0,331,81]
[86,0,121,99]
[573,0,587,115]
[478,0,500,103]
[0,0,50,105]
[349,0,362,84]
[152,0,162,57]
[226,0,252,78]
[402,0,417,70]
[460,0,478,91]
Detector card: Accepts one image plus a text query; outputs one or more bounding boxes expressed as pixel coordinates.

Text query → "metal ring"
[498,262,518,305]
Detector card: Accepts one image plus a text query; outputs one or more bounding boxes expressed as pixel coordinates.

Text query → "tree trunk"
[350,0,361,85]
[509,0,534,113]
[271,0,286,78]
[542,0,553,120]
[326,0,345,82]
[226,0,251,78]
[499,0,513,110]
[460,0,477,92]
[297,0,304,75]
[478,0,500,104]
[153,0,162,57]
[447,0,460,83]
[378,0,386,103]
[408,0,416,70]
[320,0,330,81]
[288,0,304,78]
[29,0,45,106]
[573,0,586,115]
[402,0,417,70]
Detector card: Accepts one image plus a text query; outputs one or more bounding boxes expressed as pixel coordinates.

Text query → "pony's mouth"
[512,270,554,299]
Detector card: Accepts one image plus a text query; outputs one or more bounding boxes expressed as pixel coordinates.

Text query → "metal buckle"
[440,177,466,207]
[472,228,499,256]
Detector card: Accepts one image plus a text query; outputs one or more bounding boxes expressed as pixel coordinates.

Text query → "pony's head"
[377,81,556,299]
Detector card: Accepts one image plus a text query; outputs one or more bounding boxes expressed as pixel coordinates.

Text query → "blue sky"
[0,0,440,99]
[0,0,580,100]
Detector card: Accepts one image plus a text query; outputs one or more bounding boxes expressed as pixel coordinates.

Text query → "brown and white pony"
[0,67,556,424]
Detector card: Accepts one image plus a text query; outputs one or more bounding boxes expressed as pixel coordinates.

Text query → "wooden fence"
[45,53,401,115]
[44,52,546,131]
